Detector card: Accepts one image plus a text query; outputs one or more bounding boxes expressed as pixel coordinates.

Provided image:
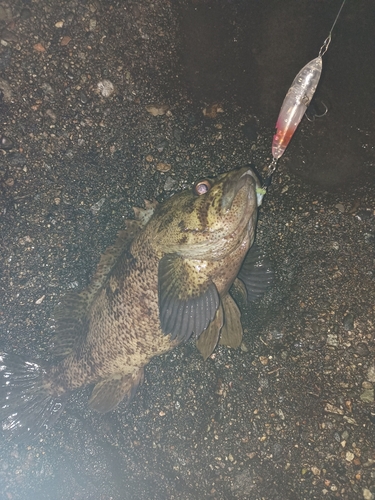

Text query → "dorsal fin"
[51,219,142,358]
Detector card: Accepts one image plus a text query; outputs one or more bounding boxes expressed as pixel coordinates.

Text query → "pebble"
[341,430,349,440]
[1,136,13,149]
[1,29,18,43]
[326,334,339,347]
[360,389,374,403]
[343,313,355,331]
[79,91,88,104]
[311,466,320,476]
[61,36,71,46]
[362,381,373,390]
[156,162,171,173]
[91,197,106,215]
[97,80,114,97]
[363,489,374,500]
[202,103,223,118]
[345,451,354,462]
[164,176,177,191]
[33,43,46,52]
[367,365,375,383]
[355,342,369,356]
[146,104,169,116]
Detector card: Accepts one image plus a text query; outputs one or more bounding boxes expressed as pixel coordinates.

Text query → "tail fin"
[0,352,67,442]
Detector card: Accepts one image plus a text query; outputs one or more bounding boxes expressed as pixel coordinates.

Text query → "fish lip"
[221,167,259,212]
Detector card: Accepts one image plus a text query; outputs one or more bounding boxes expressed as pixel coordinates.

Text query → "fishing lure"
[264,0,347,184]
[272,56,322,160]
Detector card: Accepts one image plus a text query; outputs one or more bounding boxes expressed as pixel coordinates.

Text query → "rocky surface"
[0,1,374,499]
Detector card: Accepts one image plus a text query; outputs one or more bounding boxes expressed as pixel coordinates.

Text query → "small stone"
[367,365,375,383]
[97,80,114,97]
[91,197,106,215]
[240,342,248,352]
[60,36,71,46]
[33,43,46,52]
[228,454,234,462]
[324,403,344,415]
[335,203,345,213]
[89,18,97,31]
[4,177,14,186]
[259,356,268,365]
[145,155,153,163]
[146,104,169,116]
[362,381,373,390]
[79,91,88,104]
[1,28,18,43]
[355,342,369,356]
[35,295,46,305]
[360,389,374,403]
[156,162,171,173]
[1,136,13,149]
[164,176,177,191]
[326,334,339,347]
[341,430,349,440]
[345,451,354,462]
[55,21,64,28]
[343,313,355,331]
[311,466,320,476]
[363,489,374,500]
[202,103,223,118]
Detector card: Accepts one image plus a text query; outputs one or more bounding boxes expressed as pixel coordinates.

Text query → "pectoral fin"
[237,243,274,302]
[219,293,243,348]
[196,303,224,360]
[158,254,220,343]
[88,368,144,413]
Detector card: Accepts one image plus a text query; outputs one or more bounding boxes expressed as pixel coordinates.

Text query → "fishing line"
[261,0,347,190]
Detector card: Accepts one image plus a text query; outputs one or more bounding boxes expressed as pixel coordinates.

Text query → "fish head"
[149,166,262,260]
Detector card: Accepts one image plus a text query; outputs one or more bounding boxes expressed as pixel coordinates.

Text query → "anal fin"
[88,368,144,413]
[219,293,243,348]
[196,303,223,360]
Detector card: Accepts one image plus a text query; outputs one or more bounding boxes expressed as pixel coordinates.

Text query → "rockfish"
[0,167,272,440]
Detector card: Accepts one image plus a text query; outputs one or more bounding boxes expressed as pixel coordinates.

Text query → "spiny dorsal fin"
[51,219,142,358]
[133,199,158,226]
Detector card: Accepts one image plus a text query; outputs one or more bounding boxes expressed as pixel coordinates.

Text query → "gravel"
[0,1,374,499]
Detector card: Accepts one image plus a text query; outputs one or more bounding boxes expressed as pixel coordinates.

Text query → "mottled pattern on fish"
[0,167,273,440]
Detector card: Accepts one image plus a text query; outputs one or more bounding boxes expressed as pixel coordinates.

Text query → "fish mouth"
[221,167,260,212]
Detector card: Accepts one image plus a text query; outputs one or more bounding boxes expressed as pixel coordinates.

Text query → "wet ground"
[0,0,374,499]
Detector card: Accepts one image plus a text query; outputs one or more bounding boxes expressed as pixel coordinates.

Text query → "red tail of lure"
[272,56,322,160]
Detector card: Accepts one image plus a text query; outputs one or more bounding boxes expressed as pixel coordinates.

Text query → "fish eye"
[193,179,212,196]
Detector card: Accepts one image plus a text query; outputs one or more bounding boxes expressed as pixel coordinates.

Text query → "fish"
[0,166,273,441]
